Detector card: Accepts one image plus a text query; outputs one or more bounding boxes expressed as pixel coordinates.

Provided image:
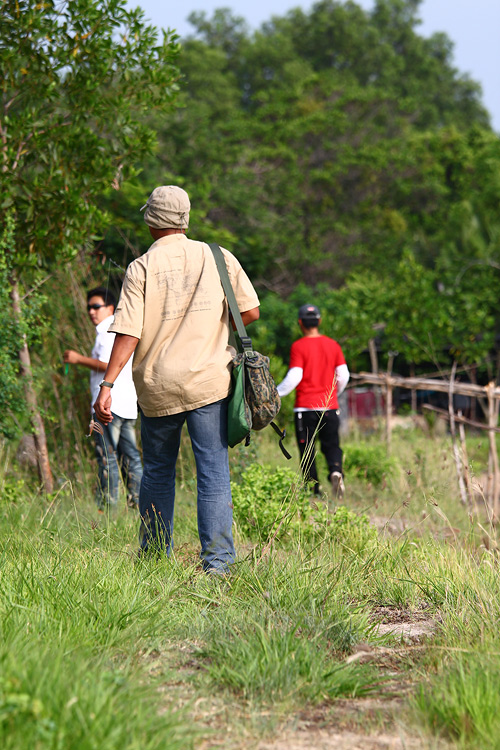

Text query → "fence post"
[385,353,395,452]
[368,338,383,417]
[458,413,474,511]
[487,381,500,522]
[448,363,468,506]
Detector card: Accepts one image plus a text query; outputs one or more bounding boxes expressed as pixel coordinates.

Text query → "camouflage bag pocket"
[227,350,281,447]
[239,350,281,431]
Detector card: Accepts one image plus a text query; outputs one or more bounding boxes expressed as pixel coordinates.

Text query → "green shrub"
[0,478,25,503]
[327,504,378,550]
[231,464,378,550]
[343,442,396,485]
[231,464,324,543]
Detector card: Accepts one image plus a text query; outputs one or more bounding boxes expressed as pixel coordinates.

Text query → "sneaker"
[330,471,345,501]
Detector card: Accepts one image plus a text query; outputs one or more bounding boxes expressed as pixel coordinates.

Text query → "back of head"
[141,185,190,230]
[87,286,117,310]
[298,303,321,329]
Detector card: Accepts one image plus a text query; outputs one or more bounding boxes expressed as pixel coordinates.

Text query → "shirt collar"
[95,314,114,333]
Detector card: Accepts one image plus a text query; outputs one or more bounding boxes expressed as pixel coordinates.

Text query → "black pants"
[295,410,343,495]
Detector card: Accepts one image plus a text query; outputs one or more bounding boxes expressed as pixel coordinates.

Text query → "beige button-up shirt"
[109,234,259,417]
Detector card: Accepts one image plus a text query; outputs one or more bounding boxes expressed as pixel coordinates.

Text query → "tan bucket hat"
[141,185,190,229]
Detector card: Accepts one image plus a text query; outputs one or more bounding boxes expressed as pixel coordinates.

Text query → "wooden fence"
[349,368,500,520]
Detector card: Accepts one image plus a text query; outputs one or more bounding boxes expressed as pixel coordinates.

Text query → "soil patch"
[257,729,427,749]
[370,605,439,644]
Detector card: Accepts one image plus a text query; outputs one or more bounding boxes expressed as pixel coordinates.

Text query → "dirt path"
[151,609,444,750]
[257,729,426,749]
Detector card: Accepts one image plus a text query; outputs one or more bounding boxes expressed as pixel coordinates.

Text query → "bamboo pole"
[385,354,395,451]
[458,413,474,511]
[410,363,417,412]
[351,372,500,399]
[486,381,499,522]
[368,338,382,417]
[448,363,468,506]
[422,404,500,432]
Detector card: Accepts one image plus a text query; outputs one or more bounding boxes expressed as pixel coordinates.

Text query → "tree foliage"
[114,0,494,299]
[0,0,180,476]
[3,0,500,456]
[104,0,499,377]
[0,214,47,439]
[0,0,180,272]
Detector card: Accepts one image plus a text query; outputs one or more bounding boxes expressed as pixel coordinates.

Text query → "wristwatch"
[98,380,114,388]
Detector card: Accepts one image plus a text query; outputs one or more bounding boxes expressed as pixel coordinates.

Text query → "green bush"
[343,442,396,485]
[231,464,323,543]
[326,505,378,550]
[0,478,25,503]
[231,464,377,550]
[0,213,49,439]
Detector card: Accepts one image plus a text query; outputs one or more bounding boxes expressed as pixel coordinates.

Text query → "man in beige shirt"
[93,186,259,574]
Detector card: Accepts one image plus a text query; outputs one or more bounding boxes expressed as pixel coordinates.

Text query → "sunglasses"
[87,303,107,311]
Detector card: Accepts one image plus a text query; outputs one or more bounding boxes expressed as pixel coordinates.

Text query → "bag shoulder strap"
[209,244,291,461]
[209,243,253,354]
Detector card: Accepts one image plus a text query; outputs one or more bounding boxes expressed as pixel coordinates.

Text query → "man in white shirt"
[64,287,143,510]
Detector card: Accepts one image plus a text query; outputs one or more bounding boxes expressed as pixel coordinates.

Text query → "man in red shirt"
[277,304,350,500]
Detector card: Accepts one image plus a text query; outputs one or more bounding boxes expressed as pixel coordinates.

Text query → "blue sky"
[130,0,500,132]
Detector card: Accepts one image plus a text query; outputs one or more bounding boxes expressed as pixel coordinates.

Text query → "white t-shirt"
[90,315,138,420]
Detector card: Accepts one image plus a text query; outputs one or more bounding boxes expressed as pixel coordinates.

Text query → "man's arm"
[336,363,350,395]
[241,306,260,326]
[230,306,259,329]
[63,350,107,372]
[93,334,139,424]
[277,367,303,397]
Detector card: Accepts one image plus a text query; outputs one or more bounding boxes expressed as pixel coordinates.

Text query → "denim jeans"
[94,413,143,508]
[139,398,235,572]
[295,409,343,495]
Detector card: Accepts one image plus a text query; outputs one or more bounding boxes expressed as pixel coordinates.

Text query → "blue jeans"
[94,414,143,508]
[139,398,235,572]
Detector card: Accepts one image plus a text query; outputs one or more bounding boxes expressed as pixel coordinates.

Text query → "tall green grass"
[199,619,379,703]
[2,424,500,747]
[413,652,500,749]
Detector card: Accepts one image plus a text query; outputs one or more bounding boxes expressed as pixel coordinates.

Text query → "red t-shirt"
[289,335,346,410]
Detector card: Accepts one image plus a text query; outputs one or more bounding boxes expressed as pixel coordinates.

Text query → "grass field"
[1,420,500,749]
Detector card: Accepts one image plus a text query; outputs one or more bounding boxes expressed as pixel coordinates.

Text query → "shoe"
[330,471,345,501]
[204,566,230,578]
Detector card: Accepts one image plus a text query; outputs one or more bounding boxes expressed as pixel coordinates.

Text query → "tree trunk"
[10,277,54,494]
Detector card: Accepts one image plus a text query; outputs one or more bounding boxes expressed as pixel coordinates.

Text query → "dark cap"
[298,304,321,321]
